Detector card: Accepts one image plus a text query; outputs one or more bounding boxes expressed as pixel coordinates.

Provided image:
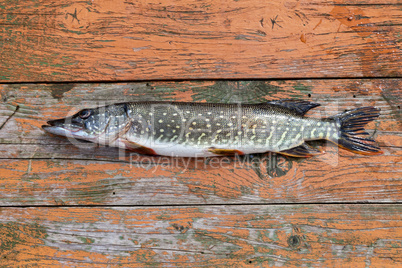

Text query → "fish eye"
[78,109,92,119]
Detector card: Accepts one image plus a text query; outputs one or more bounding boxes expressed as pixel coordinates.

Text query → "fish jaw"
[42,124,97,141]
[42,125,74,137]
[42,118,96,142]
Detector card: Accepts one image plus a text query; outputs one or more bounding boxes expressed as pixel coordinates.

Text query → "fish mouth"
[42,118,84,136]
[45,118,68,127]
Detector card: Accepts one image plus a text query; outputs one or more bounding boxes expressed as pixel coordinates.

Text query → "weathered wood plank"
[0,0,400,82]
[0,79,400,206]
[0,205,401,267]
[0,79,400,144]
[0,151,400,206]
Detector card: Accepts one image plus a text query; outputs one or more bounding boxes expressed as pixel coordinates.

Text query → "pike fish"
[42,100,382,157]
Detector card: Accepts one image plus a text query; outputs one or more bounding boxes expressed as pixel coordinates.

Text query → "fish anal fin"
[208,147,245,156]
[123,140,157,156]
[267,99,320,116]
[278,143,323,157]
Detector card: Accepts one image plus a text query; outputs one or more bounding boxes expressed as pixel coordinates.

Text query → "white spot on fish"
[276,131,288,147]
[265,128,274,145]
[198,133,206,144]
[211,135,218,143]
[311,129,316,137]
[156,134,164,142]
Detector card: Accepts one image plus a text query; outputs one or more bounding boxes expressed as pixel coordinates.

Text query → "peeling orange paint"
[1,206,400,266]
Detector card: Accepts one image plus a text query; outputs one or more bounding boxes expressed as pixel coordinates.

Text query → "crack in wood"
[0,105,19,130]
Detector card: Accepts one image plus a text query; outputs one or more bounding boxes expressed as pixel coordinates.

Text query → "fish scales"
[126,102,331,150]
[42,100,382,157]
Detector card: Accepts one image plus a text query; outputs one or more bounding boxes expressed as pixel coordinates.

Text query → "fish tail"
[329,107,383,155]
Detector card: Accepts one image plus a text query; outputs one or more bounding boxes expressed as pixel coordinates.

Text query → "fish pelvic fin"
[329,107,383,155]
[266,99,320,116]
[208,147,245,156]
[123,140,158,155]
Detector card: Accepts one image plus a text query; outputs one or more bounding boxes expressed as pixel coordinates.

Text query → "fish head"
[42,103,129,142]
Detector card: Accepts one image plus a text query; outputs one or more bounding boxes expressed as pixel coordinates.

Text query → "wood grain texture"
[0,79,400,206]
[1,0,401,266]
[0,0,400,82]
[0,205,401,267]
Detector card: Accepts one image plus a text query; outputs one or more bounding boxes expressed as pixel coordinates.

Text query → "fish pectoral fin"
[102,119,133,144]
[278,143,323,157]
[208,147,245,156]
[266,99,320,116]
[123,140,157,156]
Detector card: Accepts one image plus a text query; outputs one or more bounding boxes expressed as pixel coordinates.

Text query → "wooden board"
[1,0,401,265]
[0,79,401,206]
[0,205,401,267]
[0,0,401,82]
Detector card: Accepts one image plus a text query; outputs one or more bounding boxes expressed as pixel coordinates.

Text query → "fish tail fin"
[329,107,383,155]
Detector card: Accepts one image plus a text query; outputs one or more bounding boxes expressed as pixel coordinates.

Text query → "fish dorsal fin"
[265,99,320,116]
